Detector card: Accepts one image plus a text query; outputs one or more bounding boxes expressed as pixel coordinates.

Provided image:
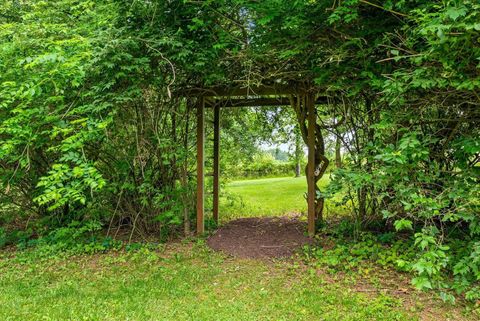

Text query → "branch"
[359,0,409,18]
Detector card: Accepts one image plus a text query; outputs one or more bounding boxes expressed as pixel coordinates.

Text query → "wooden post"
[196,97,205,234]
[213,105,220,224]
[307,94,316,237]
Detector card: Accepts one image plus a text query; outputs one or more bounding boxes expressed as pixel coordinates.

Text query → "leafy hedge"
[226,153,302,179]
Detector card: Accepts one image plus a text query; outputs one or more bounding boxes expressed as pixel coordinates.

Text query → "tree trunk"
[290,94,329,226]
[295,163,301,177]
[358,186,367,225]
[294,126,302,177]
[335,134,342,169]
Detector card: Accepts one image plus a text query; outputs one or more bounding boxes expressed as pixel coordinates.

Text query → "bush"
[227,152,301,179]
[15,220,123,256]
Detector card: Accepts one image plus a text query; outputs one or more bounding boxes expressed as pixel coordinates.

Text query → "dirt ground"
[207,216,314,258]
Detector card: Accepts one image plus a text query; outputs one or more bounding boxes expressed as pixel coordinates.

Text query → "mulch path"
[206,216,315,259]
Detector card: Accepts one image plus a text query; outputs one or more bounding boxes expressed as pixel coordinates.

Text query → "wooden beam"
[213,105,220,224]
[209,97,291,108]
[307,94,316,237]
[181,84,306,97]
[203,97,329,108]
[196,97,205,235]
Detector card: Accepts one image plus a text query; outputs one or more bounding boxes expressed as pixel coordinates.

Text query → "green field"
[219,176,333,221]
[0,242,463,321]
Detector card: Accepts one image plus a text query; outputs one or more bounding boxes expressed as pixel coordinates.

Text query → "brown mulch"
[206,216,315,259]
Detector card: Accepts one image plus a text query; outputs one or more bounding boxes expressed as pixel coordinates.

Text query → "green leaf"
[394,219,413,231]
[445,6,467,21]
[412,276,432,290]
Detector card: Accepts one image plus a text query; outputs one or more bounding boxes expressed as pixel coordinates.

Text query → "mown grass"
[219,176,343,222]
[220,176,309,219]
[0,241,436,321]
[0,177,475,320]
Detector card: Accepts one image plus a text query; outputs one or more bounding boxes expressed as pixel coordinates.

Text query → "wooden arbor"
[190,84,325,236]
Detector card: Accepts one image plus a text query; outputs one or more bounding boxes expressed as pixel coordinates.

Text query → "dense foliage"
[0,0,479,301]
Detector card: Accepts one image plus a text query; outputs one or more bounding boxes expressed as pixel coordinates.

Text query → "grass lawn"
[0,177,475,320]
[0,241,471,321]
[219,176,336,221]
